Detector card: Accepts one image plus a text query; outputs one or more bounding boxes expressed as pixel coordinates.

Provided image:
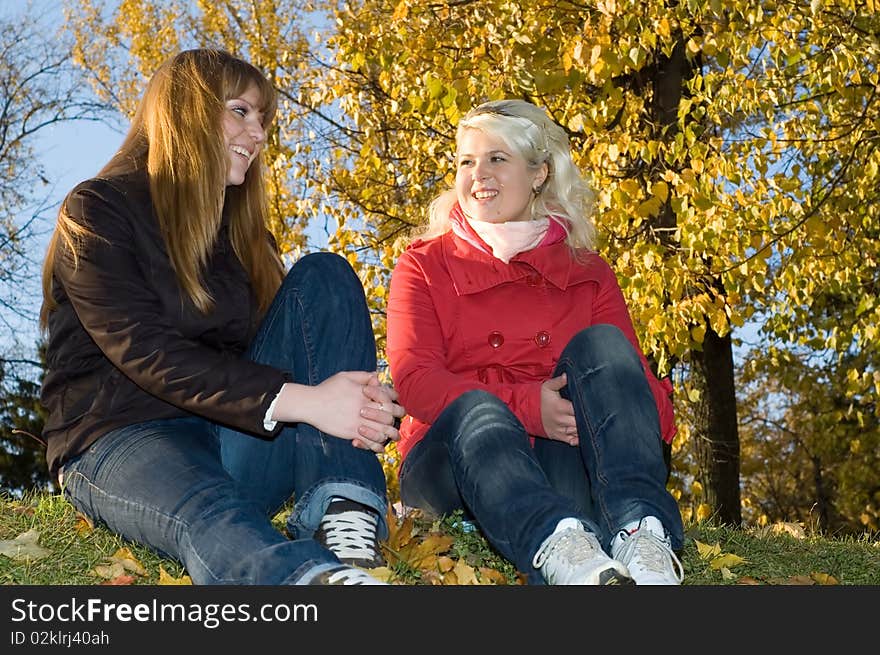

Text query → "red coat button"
[526,274,541,286]
[488,331,504,348]
[535,331,550,347]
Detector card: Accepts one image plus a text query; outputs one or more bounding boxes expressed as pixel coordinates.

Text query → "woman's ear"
[533,162,549,192]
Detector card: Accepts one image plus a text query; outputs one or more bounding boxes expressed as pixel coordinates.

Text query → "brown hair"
[40,48,283,328]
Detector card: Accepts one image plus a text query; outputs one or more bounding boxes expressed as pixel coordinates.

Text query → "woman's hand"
[354,375,406,451]
[540,373,579,446]
[273,372,405,452]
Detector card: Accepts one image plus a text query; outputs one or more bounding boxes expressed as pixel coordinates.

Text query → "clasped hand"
[311,371,406,452]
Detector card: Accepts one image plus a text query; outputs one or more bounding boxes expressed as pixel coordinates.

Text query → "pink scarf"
[450,203,568,263]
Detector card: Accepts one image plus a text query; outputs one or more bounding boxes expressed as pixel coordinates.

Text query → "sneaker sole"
[597,568,635,585]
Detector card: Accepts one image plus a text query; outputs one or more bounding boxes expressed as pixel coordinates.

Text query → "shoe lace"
[616,529,684,583]
[532,528,598,570]
[324,567,384,585]
[319,507,380,561]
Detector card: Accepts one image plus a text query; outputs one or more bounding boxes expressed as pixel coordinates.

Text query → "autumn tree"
[737,343,879,534]
[0,2,111,346]
[64,0,880,528]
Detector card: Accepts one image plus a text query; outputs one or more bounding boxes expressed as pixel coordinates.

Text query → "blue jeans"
[399,324,683,585]
[62,252,388,585]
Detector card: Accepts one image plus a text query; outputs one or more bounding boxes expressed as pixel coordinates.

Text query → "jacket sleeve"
[387,250,545,436]
[54,180,288,438]
[590,259,677,444]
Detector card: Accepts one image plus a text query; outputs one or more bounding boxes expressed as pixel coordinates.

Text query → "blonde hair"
[420,99,596,250]
[40,48,283,328]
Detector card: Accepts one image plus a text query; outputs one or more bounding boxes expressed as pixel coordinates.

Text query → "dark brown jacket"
[41,171,288,477]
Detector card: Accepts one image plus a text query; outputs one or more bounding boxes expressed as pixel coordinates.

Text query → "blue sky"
[0,2,121,361]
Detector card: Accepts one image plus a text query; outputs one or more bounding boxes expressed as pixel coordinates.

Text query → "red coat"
[386,230,677,461]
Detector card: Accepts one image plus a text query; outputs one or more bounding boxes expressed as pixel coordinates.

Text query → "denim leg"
[399,390,596,584]
[62,418,338,585]
[219,252,388,539]
[556,324,684,551]
[532,437,594,518]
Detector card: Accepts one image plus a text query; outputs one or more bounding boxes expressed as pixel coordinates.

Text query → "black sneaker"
[315,497,386,568]
[307,565,387,585]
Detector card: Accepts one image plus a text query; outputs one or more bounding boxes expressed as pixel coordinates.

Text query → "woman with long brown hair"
[40,49,402,585]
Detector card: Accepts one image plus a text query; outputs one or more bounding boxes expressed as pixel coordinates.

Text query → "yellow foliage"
[158,566,193,585]
[63,0,880,534]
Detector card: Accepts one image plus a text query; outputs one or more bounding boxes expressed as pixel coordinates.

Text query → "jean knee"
[562,324,641,371]
[447,390,522,455]
[284,252,360,293]
[449,389,509,420]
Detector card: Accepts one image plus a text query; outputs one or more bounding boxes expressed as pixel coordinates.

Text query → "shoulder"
[67,170,148,204]
[395,233,448,269]
[63,171,151,227]
[569,248,618,280]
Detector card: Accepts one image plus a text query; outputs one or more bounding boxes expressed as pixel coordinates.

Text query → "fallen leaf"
[694,539,721,559]
[709,553,747,570]
[736,576,763,585]
[158,565,192,585]
[0,529,52,561]
[418,570,442,585]
[452,558,479,585]
[74,513,94,536]
[437,556,455,572]
[364,566,393,583]
[100,574,135,586]
[771,522,806,539]
[785,575,816,585]
[94,562,125,579]
[109,548,147,576]
[720,567,736,580]
[478,567,508,585]
[810,572,838,585]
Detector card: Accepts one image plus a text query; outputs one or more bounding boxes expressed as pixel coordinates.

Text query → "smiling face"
[222,84,267,186]
[454,127,548,223]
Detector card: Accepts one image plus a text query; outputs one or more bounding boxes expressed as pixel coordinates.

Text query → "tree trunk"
[651,36,742,524]
[690,326,742,525]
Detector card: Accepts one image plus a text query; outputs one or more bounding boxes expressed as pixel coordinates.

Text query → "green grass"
[2,491,878,585]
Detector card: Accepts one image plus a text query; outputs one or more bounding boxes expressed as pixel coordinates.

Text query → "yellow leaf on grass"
[437,555,455,572]
[810,572,839,585]
[770,522,806,539]
[364,566,393,583]
[694,539,721,559]
[110,547,147,576]
[74,512,94,536]
[478,567,508,585]
[720,567,736,580]
[452,558,479,585]
[709,553,747,570]
[158,566,192,585]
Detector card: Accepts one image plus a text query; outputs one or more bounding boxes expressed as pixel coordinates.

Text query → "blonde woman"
[387,99,684,585]
[40,49,403,585]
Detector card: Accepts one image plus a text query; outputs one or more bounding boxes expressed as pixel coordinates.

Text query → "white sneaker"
[611,516,684,585]
[533,520,633,585]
